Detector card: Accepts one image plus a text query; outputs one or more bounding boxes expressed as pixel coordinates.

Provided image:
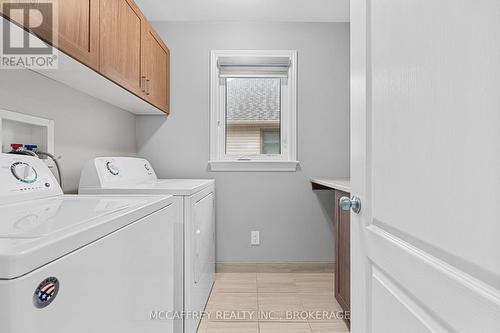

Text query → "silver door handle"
[340,196,361,214]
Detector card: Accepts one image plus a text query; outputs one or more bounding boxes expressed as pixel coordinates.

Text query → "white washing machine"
[79,157,216,333]
[0,154,179,333]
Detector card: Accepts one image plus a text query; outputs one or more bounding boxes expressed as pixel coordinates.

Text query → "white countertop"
[311,178,351,192]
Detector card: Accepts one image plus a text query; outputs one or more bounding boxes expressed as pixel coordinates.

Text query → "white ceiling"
[134,0,349,23]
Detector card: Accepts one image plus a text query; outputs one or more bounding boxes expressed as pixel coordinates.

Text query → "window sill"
[208,160,299,172]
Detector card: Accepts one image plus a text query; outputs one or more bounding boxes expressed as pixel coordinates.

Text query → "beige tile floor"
[197,273,350,333]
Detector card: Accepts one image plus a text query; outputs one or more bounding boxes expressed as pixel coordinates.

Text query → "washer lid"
[0,194,174,279]
[0,196,140,239]
[82,179,215,196]
[129,179,214,195]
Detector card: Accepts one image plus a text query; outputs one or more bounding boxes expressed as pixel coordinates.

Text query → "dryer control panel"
[79,157,158,189]
[0,154,62,205]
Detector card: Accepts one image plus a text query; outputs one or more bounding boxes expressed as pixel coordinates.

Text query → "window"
[209,50,298,171]
[226,78,281,156]
[261,129,281,154]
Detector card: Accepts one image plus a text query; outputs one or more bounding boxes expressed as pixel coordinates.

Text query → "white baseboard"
[216,261,335,273]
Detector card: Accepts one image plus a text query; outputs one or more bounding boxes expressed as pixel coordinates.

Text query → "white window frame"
[209,50,299,172]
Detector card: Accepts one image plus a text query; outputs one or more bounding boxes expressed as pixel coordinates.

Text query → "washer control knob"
[106,161,120,176]
[11,162,38,183]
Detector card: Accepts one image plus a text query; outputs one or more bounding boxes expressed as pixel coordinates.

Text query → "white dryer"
[0,154,179,333]
[79,157,216,333]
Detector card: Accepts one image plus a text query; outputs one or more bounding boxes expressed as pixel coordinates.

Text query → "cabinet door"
[99,0,144,95]
[334,190,351,315]
[57,0,99,69]
[143,25,170,113]
[0,0,99,69]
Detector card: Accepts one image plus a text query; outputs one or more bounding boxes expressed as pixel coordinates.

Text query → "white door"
[351,0,500,332]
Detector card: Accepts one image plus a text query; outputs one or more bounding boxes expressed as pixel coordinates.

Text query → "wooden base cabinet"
[334,190,351,318]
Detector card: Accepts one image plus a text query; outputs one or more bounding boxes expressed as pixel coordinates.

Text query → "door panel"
[185,189,216,333]
[371,267,437,333]
[367,226,500,331]
[149,35,169,112]
[99,0,143,95]
[0,1,54,43]
[370,0,500,281]
[0,0,99,69]
[351,0,500,332]
[193,193,215,286]
[57,0,99,69]
[143,26,170,113]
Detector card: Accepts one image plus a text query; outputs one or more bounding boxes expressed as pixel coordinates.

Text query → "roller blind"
[218,56,291,78]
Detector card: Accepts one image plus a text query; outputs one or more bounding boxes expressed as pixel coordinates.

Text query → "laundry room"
[0,1,350,331]
[1,0,499,333]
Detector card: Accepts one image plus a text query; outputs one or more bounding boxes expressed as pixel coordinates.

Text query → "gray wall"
[136,22,350,262]
[0,70,137,193]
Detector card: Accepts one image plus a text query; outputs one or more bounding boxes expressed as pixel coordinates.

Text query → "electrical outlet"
[251,231,260,246]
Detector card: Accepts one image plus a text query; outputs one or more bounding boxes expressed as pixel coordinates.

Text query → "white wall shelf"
[0,109,55,154]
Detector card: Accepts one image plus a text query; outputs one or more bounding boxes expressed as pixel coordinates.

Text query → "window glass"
[261,129,281,154]
[225,78,281,156]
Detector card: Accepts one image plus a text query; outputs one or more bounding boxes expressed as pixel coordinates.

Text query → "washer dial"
[106,161,120,176]
[11,162,38,183]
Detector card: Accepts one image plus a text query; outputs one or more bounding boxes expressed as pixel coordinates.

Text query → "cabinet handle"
[141,75,147,92]
[146,78,151,95]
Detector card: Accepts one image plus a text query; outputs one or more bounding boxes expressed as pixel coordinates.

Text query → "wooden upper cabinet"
[142,24,170,113]
[0,0,170,114]
[57,0,99,69]
[99,0,144,96]
[0,0,99,70]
